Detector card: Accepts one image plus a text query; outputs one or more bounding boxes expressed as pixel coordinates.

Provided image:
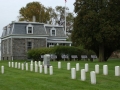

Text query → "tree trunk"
[99,44,104,62]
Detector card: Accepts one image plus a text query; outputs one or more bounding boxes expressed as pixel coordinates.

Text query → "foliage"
[72,0,120,61]
[27,46,95,61]
[19,2,50,23]
[27,48,53,61]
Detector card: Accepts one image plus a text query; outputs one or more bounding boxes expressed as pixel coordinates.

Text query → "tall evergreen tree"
[72,0,120,61]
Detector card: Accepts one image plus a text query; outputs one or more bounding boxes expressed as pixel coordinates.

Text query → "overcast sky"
[0,0,75,36]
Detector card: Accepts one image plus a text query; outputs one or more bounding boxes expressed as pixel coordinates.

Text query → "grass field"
[0,59,120,90]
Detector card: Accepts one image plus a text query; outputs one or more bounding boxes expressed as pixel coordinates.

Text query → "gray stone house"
[1,21,72,60]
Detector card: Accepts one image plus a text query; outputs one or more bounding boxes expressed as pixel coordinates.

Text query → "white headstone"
[95,64,99,74]
[71,68,76,79]
[26,63,28,71]
[18,63,20,69]
[12,62,14,68]
[21,63,24,70]
[81,69,86,81]
[76,63,80,71]
[49,66,53,75]
[31,60,33,65]
[115,66,120,76]
[8,62,10,67]
[38,61,41,67]
[58,62,61,69]
[85,63,89,72]
[67,63,70,70]
[1,66,4,74]
[44,65,48,74]
[35,64,38,72]
[30,64,33,71]
[34,61,37,67]
[39,65,42,73]
[90,71,96,84]
[103,65,108,75]
[15,62,17,68]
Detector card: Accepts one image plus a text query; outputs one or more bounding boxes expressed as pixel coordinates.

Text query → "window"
[27,42,32,50]
[52,30,55,36]
[28,27,32,33]
[26,24,33,34]
[50,28,56,36]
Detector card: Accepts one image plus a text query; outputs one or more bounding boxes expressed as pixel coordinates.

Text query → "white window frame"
[26,24,33,34]
[50,28,56,36]
[27,41,33,50]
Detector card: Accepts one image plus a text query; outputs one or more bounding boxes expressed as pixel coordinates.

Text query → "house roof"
[1,21,67,39]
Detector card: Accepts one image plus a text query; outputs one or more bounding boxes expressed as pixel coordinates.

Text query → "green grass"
[0,59,120,90]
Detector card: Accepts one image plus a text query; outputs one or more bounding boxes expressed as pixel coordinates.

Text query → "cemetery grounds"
[0,59,120,90]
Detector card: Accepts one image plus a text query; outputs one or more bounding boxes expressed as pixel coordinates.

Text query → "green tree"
[18,2,50,23]
[72,0,120,61]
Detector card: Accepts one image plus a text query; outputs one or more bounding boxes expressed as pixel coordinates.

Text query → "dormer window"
[50,28,56,36]
[26,24,33,34]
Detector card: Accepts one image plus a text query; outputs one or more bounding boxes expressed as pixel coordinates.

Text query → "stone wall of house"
[1,38,12,60]
[12,38,46,60]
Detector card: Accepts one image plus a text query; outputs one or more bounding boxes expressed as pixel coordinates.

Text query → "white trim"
[47,40,72,44]
[11,24,14,34]
[26,24,33,34]
[11,37,12,57]
[13,21,45,24]
[44,24,63,27]
[44,25,47,34]
[1,35,48,40]
[50,28,56,36]
[48,39,66,41]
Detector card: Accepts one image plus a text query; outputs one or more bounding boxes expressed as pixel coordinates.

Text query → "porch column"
[69,43,71,46]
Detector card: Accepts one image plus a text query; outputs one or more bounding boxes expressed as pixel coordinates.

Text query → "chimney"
[33,16,36,22]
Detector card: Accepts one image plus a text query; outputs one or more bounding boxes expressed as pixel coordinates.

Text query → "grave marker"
[15,62,17,68]
[81,69,86,81]
[76,63,80,71]
[39,65,42,73]
[26,63,28,71]
[58,62,61,69]
[71,68,76,79]
[49,66,53,75]
[115,66,120,76]
[67,63,70,70]
[30,64,33,71]
[95,64,99,74]
[1,66,4,74]
[90,71,96,84]
[85,63,89,72]
[43,54,51,67]
[21,63,24,70]
[18,63,20,69]
[103,65,108,75]
[44,65,48,74]
[8,62,10,67]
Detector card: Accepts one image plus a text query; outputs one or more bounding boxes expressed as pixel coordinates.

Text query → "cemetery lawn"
[0,59,120,90]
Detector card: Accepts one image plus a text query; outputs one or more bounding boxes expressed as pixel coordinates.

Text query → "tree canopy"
[18,2,74,35]
[19,2,50,23]
[72,0,120,61]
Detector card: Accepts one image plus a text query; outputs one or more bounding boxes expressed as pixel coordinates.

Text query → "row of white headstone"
[0,66,4,74]
[59,62,102,73]
[8,61,53,75]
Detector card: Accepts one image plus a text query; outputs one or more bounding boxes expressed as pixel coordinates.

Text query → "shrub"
[27,48,53,61]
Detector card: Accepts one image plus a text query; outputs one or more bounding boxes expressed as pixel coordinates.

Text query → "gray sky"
[0,0,75,36]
